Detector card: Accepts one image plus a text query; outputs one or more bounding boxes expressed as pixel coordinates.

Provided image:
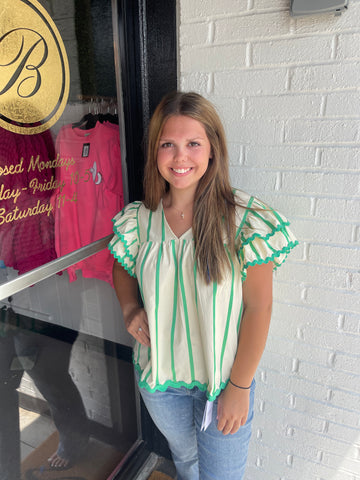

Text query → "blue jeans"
[138,378,255,480]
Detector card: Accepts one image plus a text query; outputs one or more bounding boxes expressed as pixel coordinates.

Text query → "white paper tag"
[201,400,214,431]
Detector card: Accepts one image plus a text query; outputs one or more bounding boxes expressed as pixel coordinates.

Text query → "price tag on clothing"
[82,143,90,157]
[201,400,214,431]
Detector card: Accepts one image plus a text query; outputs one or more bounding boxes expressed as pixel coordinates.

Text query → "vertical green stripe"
[212,281,217,388]
[139,243,153,365]
[144,367,152,383]
[179,240,195,381]
[193,260,198,313]
[219,247,235,379]
[146,211,153,241]
[139,242,153,301]
[170,240,178,381]
[238,245,245,264]
[154,244,163,384]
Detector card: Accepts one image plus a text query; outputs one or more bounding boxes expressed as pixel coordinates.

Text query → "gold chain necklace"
[164,199,192,220]
[171,205,185,219]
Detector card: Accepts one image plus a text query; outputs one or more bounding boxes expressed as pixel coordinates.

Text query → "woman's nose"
[174,146,186,161]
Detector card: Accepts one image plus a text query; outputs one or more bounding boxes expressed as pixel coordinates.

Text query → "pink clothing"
[53,122,124,286]
[0,127,56,274]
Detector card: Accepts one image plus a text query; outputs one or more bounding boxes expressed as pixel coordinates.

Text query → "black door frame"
[117,0,177,202]
[116,0,177,465]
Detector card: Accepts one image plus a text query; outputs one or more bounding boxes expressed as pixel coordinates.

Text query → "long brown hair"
[143,91,238,284]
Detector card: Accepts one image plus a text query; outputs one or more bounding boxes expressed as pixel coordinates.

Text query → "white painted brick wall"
[179,1,360,479]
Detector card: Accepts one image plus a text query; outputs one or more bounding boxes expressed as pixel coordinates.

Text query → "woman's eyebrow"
[159,136,205,141]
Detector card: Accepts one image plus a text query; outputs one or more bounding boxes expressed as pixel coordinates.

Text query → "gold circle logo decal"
[0,0,70,135]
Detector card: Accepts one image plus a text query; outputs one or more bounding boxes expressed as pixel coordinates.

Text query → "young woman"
[109,91,297,480]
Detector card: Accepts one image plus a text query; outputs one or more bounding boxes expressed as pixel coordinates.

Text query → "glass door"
[0,1,140,479]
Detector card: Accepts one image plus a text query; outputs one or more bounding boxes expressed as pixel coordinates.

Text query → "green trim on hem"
[134,363,228,402]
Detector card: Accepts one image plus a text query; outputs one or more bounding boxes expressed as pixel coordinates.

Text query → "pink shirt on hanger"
[52,121,124,286]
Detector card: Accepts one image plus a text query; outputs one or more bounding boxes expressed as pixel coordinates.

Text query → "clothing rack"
[77,95,117,114]
[73,95,118,129]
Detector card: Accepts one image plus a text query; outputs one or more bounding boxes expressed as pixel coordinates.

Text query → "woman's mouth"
[171,167,192,174]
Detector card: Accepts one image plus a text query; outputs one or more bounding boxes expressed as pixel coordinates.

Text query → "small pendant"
[180,212,184,219]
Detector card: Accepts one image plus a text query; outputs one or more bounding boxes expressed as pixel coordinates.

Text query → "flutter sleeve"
[235,195,298,281]
[108,201,141,278]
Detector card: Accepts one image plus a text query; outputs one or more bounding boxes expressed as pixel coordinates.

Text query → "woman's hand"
[124,306,151,347]
[217,382,250,435]
[216,262,273,435]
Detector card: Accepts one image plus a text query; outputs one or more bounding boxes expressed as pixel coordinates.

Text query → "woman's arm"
[217,261,273,435]
[113,260,150,347]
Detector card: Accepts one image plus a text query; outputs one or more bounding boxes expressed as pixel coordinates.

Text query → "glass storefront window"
[0,0,126,279]
[0,270,138,479]
[0,1,138,479]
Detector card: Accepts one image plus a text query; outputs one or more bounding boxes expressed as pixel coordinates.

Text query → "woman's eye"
[160,142,172,148]
[189,142,200,147]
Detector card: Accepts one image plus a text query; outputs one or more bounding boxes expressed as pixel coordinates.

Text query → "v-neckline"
[161,199,193,240]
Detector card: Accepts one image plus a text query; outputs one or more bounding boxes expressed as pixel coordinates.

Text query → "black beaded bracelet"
[229,378,251,390]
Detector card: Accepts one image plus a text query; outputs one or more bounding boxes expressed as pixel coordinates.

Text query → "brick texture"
[180,2,360,479]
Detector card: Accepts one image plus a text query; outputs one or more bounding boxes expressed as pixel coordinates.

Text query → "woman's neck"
[163,189,194,222]
[164,188,195,211]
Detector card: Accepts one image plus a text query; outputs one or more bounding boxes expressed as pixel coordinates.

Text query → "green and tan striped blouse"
[109,189,298,401]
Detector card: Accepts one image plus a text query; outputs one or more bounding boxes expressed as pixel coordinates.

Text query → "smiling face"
[157,115,211,196]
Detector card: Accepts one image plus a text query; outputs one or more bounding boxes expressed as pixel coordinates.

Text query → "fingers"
[216,384,250,435]
[217,401,248,435]
[139,320,150,338]
[134,323,151,347]
[127,309,151,347]
[217,417,245,435]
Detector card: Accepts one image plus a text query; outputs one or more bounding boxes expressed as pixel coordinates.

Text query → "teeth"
[173,168,191,174]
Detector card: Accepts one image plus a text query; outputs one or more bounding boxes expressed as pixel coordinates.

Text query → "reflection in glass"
[0,304,89,477]
[0,271,137,480]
